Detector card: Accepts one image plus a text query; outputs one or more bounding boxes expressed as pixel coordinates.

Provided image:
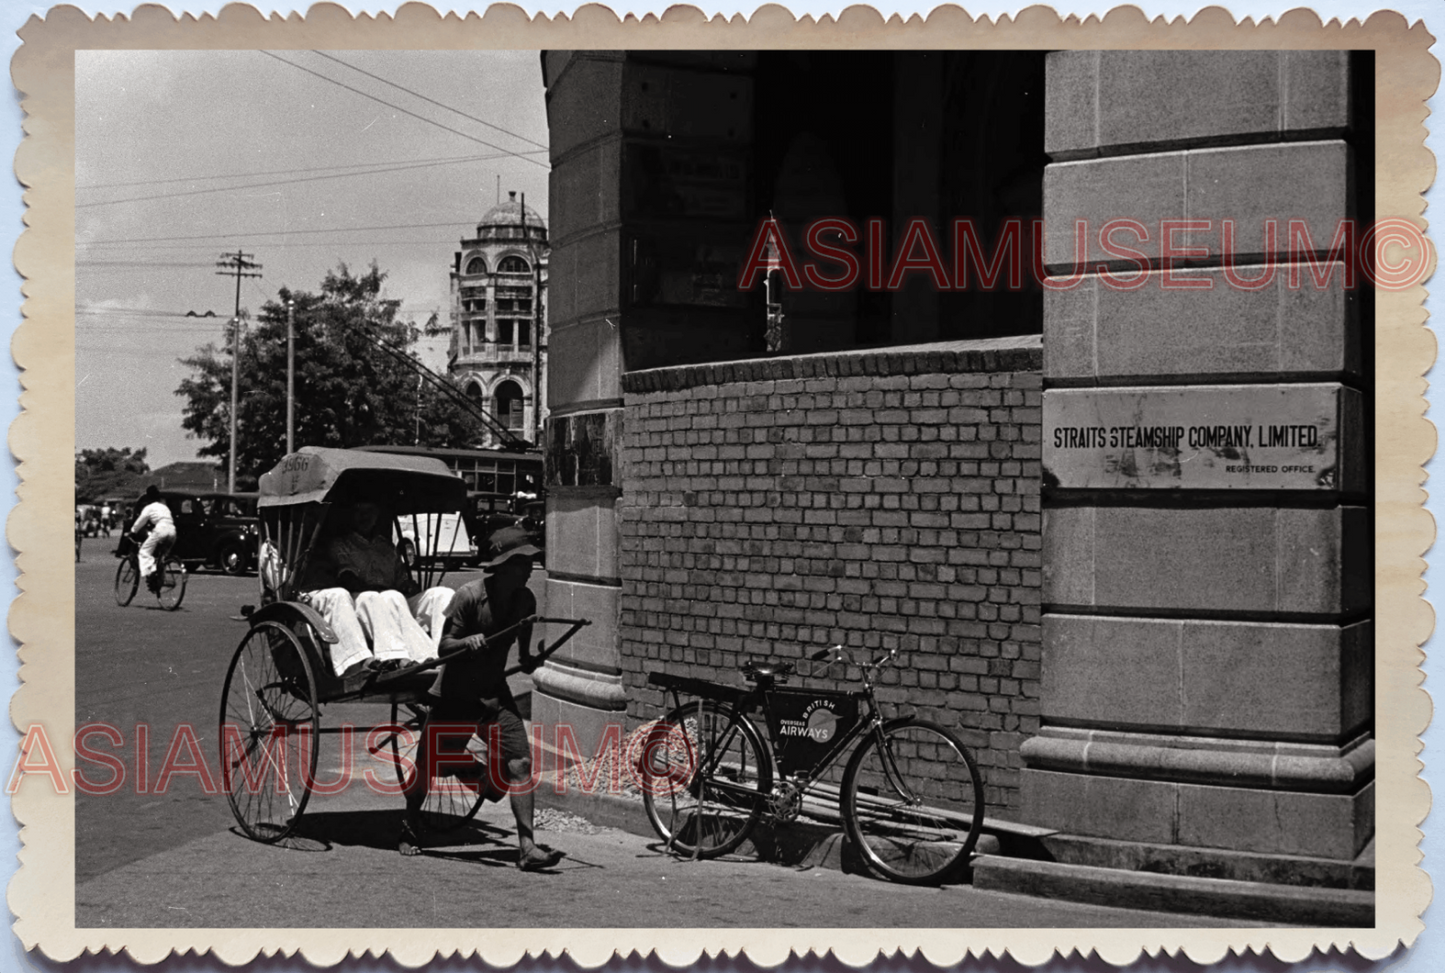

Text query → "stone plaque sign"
[1044,384,1362,491]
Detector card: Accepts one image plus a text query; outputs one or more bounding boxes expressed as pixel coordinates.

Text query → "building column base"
[1018,728,1375,862]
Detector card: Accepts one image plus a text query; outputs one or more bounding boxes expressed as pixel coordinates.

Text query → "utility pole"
[215,251,262,493]
[286,299,296,454]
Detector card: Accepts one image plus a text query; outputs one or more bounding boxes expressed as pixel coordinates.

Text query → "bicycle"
[639,645,986,885]
[114,533,187,610]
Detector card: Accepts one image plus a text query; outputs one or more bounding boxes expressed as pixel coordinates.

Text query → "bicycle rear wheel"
[639,700,771,859]
[114,558,138,607]
[841,718,984,884]
[155,558,187,611]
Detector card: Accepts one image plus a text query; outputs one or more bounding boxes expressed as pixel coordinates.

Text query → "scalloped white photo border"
[6,3,1437,969]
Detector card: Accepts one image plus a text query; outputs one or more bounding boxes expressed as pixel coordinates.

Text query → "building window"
[499,255,530,274]
[494,381,524,431]
[465,381,484,403]
[465,256,486,275]
[497,319,514,346]
[518,321,531,348]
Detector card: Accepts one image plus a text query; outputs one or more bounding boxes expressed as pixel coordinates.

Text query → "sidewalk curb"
[533,785,1002,874]
[971,855,1373,927]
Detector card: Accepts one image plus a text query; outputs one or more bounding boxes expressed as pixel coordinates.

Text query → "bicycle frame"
[652,646,905,812]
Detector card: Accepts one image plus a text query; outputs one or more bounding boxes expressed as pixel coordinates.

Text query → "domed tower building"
[448,191,549,446]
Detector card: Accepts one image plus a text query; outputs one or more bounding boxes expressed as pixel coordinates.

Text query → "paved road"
[73,546,1247,929]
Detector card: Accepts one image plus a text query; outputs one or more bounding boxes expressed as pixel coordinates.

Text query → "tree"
[176,263,489,485]
[75,447,149,503]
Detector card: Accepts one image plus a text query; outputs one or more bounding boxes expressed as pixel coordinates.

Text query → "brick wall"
[617,337,1043,814]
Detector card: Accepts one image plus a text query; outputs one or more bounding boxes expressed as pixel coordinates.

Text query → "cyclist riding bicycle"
[128,485,177,596]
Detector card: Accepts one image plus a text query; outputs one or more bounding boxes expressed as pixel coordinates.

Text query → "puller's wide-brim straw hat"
[480,525,541,570]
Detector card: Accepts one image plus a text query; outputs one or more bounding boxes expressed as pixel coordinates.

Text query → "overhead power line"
[260,51,549,170]
[78,306,225,318]
[76,149,545,210]
[362,331,530,451]
[77,260,219,269]
[312,52,549,152]
[79,218,496,248]
[77,150,532,192]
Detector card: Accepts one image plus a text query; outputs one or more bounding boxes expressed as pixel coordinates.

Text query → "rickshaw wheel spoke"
[218,620,320,843]
[389,702,486,835]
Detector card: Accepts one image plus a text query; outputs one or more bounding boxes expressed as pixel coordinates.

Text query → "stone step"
[1034,832,1375,890]
[971,855,1373,927]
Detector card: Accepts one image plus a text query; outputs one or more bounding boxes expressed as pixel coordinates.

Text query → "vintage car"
[138,491,261,575]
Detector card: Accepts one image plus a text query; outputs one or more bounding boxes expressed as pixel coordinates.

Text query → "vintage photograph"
[70,44,1378,930]
[9,6,1435,964]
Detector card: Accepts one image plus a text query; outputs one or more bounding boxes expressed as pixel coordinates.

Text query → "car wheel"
[220,542,248,576]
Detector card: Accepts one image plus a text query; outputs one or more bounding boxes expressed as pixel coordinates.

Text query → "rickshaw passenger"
[300,500,453,677]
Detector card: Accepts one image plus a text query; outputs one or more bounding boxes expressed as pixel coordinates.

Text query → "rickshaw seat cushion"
[247,600,339,644]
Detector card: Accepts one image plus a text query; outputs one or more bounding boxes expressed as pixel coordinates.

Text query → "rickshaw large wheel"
[218,621,321,843]
[388,701,486,835]
[113,557,138,607]
[155,557,187,611]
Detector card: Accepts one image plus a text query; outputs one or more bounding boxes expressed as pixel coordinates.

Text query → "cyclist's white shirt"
[131,501,176,539]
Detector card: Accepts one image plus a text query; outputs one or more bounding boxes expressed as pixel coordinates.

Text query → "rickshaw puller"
[129,485,176,595]
[401,526,564,872]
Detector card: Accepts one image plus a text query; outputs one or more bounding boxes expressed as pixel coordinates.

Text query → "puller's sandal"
[517,845,565,871]
[398,815,425,856]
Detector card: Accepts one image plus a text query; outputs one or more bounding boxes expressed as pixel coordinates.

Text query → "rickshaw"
[217,446,589,844]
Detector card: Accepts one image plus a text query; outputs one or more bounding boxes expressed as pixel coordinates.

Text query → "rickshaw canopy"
[258,446,467,514]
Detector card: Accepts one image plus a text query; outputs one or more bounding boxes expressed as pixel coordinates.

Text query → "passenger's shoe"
[340,658,383,679]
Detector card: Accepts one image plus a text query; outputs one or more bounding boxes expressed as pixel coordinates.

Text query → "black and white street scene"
[72,48,1374,929]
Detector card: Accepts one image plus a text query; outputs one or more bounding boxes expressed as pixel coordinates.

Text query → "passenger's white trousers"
[302,587,454,676]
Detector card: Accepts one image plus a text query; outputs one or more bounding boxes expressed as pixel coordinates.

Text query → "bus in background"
[357,445,545,565]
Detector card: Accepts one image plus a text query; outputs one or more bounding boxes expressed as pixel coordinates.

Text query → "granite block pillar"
[539,52,756,760]
[1027,51,1372,868]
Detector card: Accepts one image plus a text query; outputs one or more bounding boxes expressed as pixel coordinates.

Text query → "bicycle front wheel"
[639,700,772,859]
[156,558,187,611]
[114,558,138,607]
[841,719,984,884]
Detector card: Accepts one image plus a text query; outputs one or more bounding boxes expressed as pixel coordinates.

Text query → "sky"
[74,48,550,469]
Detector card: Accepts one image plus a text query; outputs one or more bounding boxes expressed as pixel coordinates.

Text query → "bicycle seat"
[740,660,794,685]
